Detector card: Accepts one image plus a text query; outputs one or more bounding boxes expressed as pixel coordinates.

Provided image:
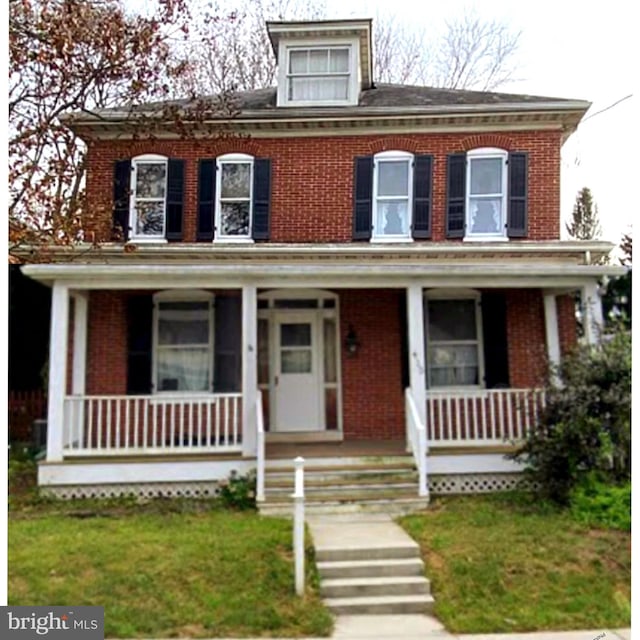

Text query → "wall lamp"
[344,325,360,357]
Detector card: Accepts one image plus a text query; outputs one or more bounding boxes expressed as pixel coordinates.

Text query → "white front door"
[274,312,322,431]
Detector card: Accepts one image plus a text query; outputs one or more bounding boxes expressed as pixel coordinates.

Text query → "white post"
[71,291,88,448]
[406,284,427,429]
[292,456,305,596]
[242,285,258,457]
[256,391,265,503]
[543,292,561,379]
[46,283,70,462]
[582,282,604,345]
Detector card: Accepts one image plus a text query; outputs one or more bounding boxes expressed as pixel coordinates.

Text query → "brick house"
[23,19,622,509]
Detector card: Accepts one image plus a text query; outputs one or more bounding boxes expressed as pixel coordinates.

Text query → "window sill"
[370,237,414,244]
[128,238,168,245]
[213,238,255,244]
[462,236,509,242]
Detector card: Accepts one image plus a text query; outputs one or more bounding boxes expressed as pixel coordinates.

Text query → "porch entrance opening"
[258,290,342,436]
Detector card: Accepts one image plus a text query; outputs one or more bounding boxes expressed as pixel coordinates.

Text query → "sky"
[324,0,637,250]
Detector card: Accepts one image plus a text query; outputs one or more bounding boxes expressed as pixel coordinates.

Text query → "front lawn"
[400,493,631,633]
[9,498,333,638]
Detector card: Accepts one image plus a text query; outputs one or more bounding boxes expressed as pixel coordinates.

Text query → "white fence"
[62,393,243,456]
[426,388,545,447]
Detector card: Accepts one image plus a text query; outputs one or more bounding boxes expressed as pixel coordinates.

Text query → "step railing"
[256,390,265,502]
[405,388,428,497]
[62,393,243,456]
[426,388,546,447]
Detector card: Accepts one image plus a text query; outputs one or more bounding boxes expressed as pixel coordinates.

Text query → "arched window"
[130,154,168,240]
[216,153,254,240]
[372,150,413,240]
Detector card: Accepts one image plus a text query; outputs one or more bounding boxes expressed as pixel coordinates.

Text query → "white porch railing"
[256,390,265,502]
[405,388,428,497]
[426,388,545,447]
[62,393,243,456]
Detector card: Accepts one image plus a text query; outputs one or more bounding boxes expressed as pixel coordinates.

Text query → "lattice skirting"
[429,472,533,494]
[40,481,222,500]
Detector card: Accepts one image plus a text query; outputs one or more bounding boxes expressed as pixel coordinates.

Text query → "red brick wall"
[557,294,578,357]
[505,289,548,388]
[84,130,562,243]
[340,289,405,440]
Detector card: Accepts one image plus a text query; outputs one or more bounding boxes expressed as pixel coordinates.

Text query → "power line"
[581,94,633,124]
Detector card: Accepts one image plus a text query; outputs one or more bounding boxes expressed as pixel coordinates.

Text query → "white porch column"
[242,285,258,457]
[46,283,70,462]
[543,292,561,374]
[72,292,88,395]
[582,281,604,345]
[406,285,427,427]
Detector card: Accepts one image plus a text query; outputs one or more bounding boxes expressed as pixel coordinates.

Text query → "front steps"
[259,455,430,516]
[309,516,435,615]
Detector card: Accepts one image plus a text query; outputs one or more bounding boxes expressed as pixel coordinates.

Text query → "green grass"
[400,493,631,633]
[9,487,332,638]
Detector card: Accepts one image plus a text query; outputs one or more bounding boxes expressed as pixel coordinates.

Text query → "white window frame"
[372,150,414,242]
[215,153,254,242]
[152,290,215,396]
[465,147,508,241]
[276,37,359,107]
[130,154,168,243]
[424,288,485,390]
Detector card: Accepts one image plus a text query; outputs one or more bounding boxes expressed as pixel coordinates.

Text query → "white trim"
[47,284,69,462]
[406,286,427,428]
[424,289,485,390]
[581,281,604,345]
[242,285,258,456]
[277,37,360,108]
[152,290,215,394]
[543,293,561,372]
[130,154,168,242]
[372,150,414,241]
[215,153,254,241]
[465,147,508,240]
[71,292,88,395]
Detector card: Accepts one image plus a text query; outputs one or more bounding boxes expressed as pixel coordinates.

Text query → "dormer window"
[287,46,351,102]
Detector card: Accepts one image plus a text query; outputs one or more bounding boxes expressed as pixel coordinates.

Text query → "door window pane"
[281,323,311,347]
[281,349,312,373]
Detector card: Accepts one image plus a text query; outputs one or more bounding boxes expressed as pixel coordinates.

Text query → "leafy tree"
[512,331,631,504]
[9,0,193,258]
[566,186,602,240]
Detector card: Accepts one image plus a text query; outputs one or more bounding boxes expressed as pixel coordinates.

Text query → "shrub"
[512,330,630,504]
[217,470,256,510]
[570,475,631,531]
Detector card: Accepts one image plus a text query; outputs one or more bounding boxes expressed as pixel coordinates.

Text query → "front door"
[274,312,322,431]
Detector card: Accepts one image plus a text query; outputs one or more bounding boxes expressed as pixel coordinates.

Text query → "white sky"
[327,0,637,248]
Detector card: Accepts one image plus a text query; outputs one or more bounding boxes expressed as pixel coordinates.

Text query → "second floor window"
[466,148,508,238]
[216,154,254,240]
[131,155,168,240]
[373,151,413,240]
[286,46,351,103]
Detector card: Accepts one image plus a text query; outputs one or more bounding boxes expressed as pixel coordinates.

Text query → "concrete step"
[265,481,418,496]
[317,557,425,579]
[315,544,420,563]
[264,488,423,502]
[324,594,435,615]
[266,458,415,473]
[321,576,430,598]
[258,497,430,517]
[265,472,417,488]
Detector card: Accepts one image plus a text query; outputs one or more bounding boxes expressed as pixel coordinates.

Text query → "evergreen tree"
[566,187,602,240]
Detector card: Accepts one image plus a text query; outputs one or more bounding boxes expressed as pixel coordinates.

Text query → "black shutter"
[165,159,185,241]
[113,160,131,241]
[446,153,466,238]
[126,295,153,394]
[197,159,216,241]
[353,156,373,240]
[481,292,510,388]
[507,152,528,238]
[412,155,433,239]
[398,290,410,390]
[252,158,271,241]
[214,295,242,392]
